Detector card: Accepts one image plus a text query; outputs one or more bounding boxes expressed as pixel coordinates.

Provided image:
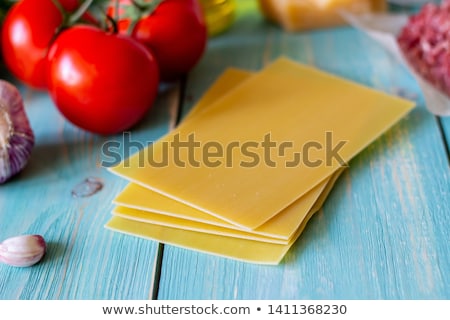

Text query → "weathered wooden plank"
[0,79,178,298]
[157,4,450,299]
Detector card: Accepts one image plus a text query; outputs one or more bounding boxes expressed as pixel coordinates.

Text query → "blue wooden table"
[0,1,449,300]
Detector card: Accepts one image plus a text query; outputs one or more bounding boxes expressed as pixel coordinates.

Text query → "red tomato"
[109,0,207,81]
[1,0,81,89]
[46,25,159,134]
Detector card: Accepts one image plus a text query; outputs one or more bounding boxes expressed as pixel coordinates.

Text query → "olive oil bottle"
[200,0,236,36]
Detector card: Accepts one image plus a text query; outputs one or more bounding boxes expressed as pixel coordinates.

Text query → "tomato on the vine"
[109,0,207,81]
[1,0,81,89]
[46,25,159,134]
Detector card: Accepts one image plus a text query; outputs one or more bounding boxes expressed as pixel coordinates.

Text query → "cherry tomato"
[46,25,159,134]
[1,0,81,89]
[133,0,207,81]
[109,0,207,81]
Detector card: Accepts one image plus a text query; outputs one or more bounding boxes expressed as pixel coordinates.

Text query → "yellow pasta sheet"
[110,57,414,230]
[107,167,343,263]
[181,68,251,122]
[110,68,257,229]
[106,201,316,265]
[113,167,344,241]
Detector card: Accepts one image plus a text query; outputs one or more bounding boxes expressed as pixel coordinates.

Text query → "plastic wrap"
[342,10,450,116]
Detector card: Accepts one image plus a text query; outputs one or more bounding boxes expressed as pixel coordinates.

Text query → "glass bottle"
[199,0,236,36]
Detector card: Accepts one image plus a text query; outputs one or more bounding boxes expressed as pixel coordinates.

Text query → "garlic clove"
[0,80,34,184]
[0,234,46,267]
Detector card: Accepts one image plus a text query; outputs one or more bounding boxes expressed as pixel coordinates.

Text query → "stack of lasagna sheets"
[106,58,414,265]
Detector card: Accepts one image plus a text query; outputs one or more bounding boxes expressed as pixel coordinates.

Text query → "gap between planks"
[149,75,188,300]
[436,117,450,166]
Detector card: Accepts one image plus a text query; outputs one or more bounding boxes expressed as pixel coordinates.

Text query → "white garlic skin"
[0,80,34,184]
[0,235,46,267]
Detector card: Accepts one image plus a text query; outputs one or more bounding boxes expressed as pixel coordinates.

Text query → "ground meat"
[397,0,450,97]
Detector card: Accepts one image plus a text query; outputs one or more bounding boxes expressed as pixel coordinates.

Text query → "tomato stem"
[68,0,94,25]
[51,0,70,26]
[126,0,164,35]
[131,0,164,14]
[130,0,147,11]
[105,14,118,34]
[114,0,119,21]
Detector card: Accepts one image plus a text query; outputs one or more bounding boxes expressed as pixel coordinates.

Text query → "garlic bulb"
[0,80,34,184]
[0,235,46,267]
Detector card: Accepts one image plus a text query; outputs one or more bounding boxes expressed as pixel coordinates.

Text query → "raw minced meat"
[397,0,450,97]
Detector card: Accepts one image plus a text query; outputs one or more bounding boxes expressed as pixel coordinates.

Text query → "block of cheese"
[258,0,386,31]
[109,57,414,230]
